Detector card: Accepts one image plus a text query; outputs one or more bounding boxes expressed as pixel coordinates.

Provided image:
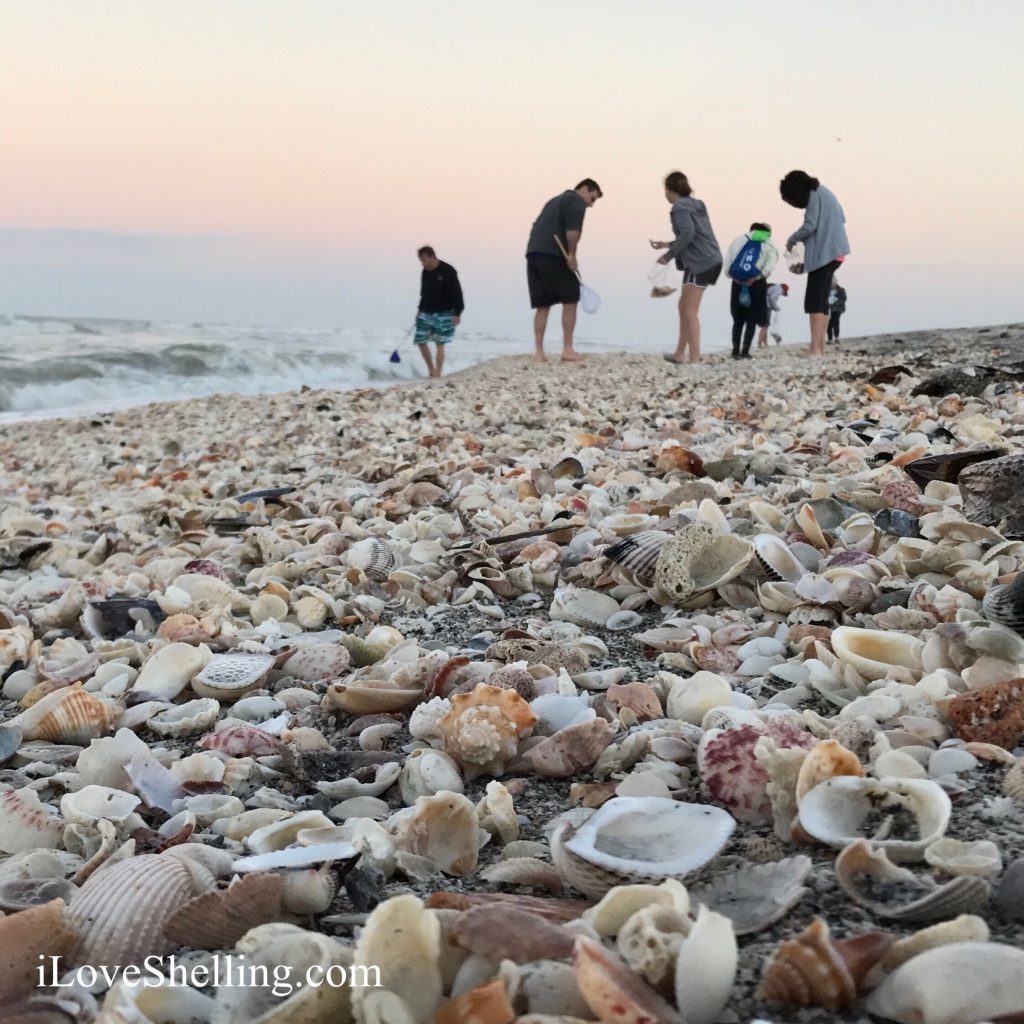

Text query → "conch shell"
[439,684,537,780]
[10,682,120,744]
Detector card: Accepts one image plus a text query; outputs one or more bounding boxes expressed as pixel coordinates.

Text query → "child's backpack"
[729,236,762,280]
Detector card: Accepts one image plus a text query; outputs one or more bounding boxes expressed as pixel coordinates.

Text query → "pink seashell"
[198,724,283,757]
[183,558,233,583]
[701,721,816,825]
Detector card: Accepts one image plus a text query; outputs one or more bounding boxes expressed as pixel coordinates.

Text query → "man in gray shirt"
[525,178,602,363]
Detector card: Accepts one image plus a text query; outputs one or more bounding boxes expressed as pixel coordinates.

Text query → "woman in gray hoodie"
[780,170,849,357]
[651,171,723,364]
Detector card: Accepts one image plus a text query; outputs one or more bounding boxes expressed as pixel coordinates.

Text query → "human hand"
[452,316,460,326]
[649,240,667,250]
[567,255,579,274]
[657,254,671,266]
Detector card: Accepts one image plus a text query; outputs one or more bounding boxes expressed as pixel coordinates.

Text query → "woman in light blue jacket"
[780,170,849,357]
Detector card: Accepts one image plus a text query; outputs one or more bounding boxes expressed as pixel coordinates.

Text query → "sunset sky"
[1,1,1022,346]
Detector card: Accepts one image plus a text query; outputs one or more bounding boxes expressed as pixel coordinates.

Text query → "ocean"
[0,314,643,423]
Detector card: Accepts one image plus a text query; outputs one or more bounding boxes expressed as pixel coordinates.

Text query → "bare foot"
[533,353,548,363]
[561,350,585,362]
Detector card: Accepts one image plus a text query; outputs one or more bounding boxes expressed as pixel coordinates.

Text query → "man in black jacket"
[415,246,464,377]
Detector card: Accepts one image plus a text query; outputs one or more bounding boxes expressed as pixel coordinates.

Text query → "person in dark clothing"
[827,279,847,343]
[415,246,464,377]
[525,178,602,363]
[723,222,778,359]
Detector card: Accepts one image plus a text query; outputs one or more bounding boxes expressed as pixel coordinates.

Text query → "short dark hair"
[663,171,692,197]
[750,222,771,233]
[417,246,436,258]
[779,170,820,209]
[575,178,603,197]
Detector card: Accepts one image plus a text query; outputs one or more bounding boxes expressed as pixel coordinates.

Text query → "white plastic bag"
[580,284,601,315]
[786,242,805,275]
[648,261,677,298]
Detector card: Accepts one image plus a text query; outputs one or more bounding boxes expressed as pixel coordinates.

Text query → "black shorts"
[805,260,841,314]
[682,263,722,287]
[527,255,580,308]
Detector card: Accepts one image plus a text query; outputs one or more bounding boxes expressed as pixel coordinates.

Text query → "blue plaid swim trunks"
[414,311,456,345]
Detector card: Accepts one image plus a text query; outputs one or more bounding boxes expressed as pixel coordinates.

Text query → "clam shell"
[0,898,81,1004]
[982,572,1024,631]
[836,839,990,923]
[798,777,951,861]
[550,585,621,629]
[0,783,65,853]
[691,856,812,935]
[754,533,807,582]
[133,641,210,700]
[603,532,670,585]
[191,653,275,702]
[552,796,736,899]
[60,785,141,826]
[346,537,398,581]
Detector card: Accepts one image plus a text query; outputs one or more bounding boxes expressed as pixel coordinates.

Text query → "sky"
[1,1,1023,347]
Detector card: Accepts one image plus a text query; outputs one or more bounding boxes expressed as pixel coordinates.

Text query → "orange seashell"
[937,395,965,417]
[655,446,705,477]
[948,678,1024,749]
[437,978,515,1024]
[164,872,285,949]
[13,683,120,745]
[864,384,884,400]
[607,682,663,723]
[570,781,619,808]
[439,683,537,780]
[757,917,891,1010]
[0,899,80,1004]
[795,740,864,803]
[891,444,930,468]
[572,934,683,1024]
[519,479,541,500]
[576,433,607,448]
[425,891,591,923]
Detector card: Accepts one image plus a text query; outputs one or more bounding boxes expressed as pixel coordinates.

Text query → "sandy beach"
[2,322,1024,1023]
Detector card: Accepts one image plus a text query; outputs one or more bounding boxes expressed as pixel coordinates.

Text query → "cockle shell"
[757,917,893,1010]
[691,856,812,935]
[387,792,482,876]
[603,531,670,586]
[164,871,285,949]
[191,652,275,702]
[0,898,81,1004]
[798,776,951,861]
[0,782,65,853]
[439,684,537,780]
[551,797,736,899]
[198,723,283,756]
[10,683,120,744]
[866,942,1024,1024]
[830,626,925,681]
[346,537,398,581]
[147,697,220,737]
[754,533,807,582]
[835,839,990,922]
[133,641,211,699]
[282,642,352,681]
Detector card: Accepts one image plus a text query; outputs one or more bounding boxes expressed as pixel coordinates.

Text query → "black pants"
[730,279,767,355]
[828,311,842,340]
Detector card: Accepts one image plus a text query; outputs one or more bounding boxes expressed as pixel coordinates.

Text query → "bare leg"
[678,284,705,363]
[758,325,768,349]
[533,308,550,362]
[417,343,435,376]
[433,344,445,377]
[561,304,583,361]
[809,313,829,356]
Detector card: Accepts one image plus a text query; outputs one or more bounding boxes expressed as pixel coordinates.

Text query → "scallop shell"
[754,533,807,582]
[654,524,754,603]
[191,653,275,702]
[0,783,66,853]
[0,898,81,1004]
[164,871,285,949]
[147,697,221,737]
[10,682,120,744]
[691,856,812,935]
[866,941,1024,1024]
[346,537,398,581]
[798,777,951,861]
[757,917,893,1010]
[835,839,990,922]
[69,852,207,967]
[603,531,670,585]
[551,796,736,899]
[550,585,621,629]
[439,684,537,780]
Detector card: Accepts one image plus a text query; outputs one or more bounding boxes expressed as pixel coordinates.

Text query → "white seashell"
[133,642,212,699]
[399,748,464,804]
[874,750,928,780]
[581,878,691,937]
[923,837,1003,879]
[550,585,621,629]
[212,808,291,841]
[232,841,358,873]
[552,796,736,899]
[247,811,335,853]
[831,626,924,681]
[654,525,754,603]
[75,727,152,789]
[691,856,812,935]
[147,697,221,737]
[0,783,65,853]
[329,796,391,821]
[316,761,402,801]
[881,915,991,970]
[602,513,660,536]
[60,785,141,827]
[666,671,733,725]
[866,942,1024,1024]
[191,653,275,702]
[754,534,807,582]
[798,777,951,861]
[928,748,978,778]
[170,572,249,611]
[100,978,218,1024]
[480,857,562,891]
[387,792,481,876]
[530,693,595,735]
[251,592,289,623]
[673,904,738,1024]
[178,793,246,827]
[606,609,643,631]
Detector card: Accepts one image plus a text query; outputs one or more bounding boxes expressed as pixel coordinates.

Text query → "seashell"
[133,641,211,699]
[232,840,358,873]
[654,524,754,603]
[480,858,563,892]
[830,626,924,681]
[0,623,34,674]
[352,895,443,1024]
[170,572,249,611]
[866,941,1024,1024]
[607,681,663,723]
[60,785,141,827]
[982,571,1024,633]
[836,839,990,922]
[795,503,830,549]
[191,652,275,702]
[451,904,574,963]
[615,904,688,994]
[665,670,732,725]
[212,808,292,841]
[10,683,120,744]
[690,856,812,935]
[881,914,991,969]
[329,795,390,821]
[316,761,402,801]
[923,837,1003,878]
[0,876,76,915]
[439,683,537,780]
[522,718,616,778]
[399,748,465,803]
[959,452,1024,535]
[606,609,643,631]
[0,783,65,853]
[754,533,807,582]
[437,978,515,1024]
[476,779,519,843]
[293,593,331,629]
[282,642,352,681]
[198,723,284,756]
[324,681,424,715]
[572,935,684,1024]
[164,871,285,949]
[95,978,217,1024]
[580,878,690,937]
[947,677,1024,748]
[603,531,670,585]
[0,723,22,765]
[69,851,209,967]
[672,904,739,1024]
[795,739,864,803]
[798,777,951,861]
[0,898,81,1005]
[757,916,893,1010]
[147,697,220,737]
[551,796,735,899]
[1004,758,1024,802]
[346,537,398,581]
[279,862,339,915]
[387,792,481,876]
[251,592,290,624]
[550,585,620,629]
[994,857,1024,923]
[248,810,335,853]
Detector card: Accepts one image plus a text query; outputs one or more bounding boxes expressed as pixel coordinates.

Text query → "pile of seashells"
[2,327,1024,1023]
